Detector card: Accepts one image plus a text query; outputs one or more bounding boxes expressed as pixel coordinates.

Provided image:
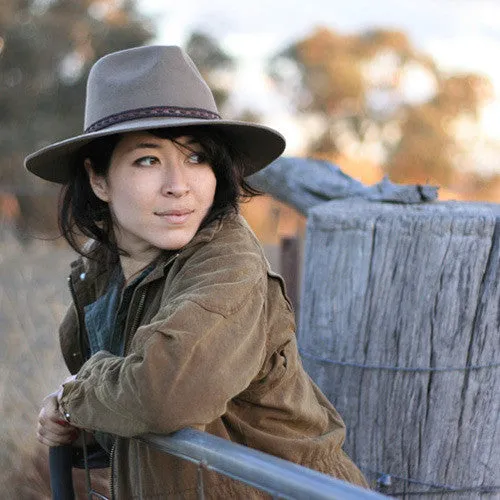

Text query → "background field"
[0,228,74,496]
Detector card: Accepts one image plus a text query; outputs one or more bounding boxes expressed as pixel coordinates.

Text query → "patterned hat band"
[25,46,285,184]
[84,105,222,133]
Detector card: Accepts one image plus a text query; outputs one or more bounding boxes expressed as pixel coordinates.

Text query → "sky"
[137,0,500,157]
[138,0,500,78]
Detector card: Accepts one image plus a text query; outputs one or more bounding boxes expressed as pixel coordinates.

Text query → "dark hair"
[59,126,260,258]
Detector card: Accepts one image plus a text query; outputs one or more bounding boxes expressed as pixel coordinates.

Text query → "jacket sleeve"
[59,251,268,437]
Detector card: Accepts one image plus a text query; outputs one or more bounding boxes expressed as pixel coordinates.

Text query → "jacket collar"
[141,214,227,284]
[68,212,230,297]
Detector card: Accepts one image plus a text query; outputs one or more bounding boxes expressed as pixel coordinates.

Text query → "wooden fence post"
[280,236,300,316]
[298,199,500,498]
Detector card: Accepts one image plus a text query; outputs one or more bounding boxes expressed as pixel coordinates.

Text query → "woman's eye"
[187,152,206,164]
[135,156,158,167]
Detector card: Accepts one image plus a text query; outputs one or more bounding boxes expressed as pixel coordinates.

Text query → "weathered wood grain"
[298,200,500,499]
[248,157,437,214]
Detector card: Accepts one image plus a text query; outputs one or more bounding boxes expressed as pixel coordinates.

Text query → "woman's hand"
[37,389,80,447]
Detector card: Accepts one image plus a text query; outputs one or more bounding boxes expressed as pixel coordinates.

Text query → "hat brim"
[24,116,286,184]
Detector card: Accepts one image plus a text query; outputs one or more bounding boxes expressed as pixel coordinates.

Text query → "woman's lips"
[154,210,193,224]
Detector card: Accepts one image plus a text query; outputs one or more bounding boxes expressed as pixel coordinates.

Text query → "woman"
[29,45,368,498]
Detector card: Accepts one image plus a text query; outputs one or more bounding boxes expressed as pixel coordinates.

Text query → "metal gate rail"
[137,429,387,499]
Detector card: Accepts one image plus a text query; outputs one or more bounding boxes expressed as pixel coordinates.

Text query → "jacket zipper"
[125,287,148,355]
[68,274,98,498]
[109,253,179,498]
[109,440,116,500]
[122,252,179,357]
[67,275,87,362]
[107,287,146,500]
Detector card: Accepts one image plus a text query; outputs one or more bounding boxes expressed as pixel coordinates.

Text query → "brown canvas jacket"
[58,213,368,499]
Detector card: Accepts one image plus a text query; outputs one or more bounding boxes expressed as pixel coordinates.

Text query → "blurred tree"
[0,0,152,234]
[269,26,494,187]
[387,73,493,185]
[185,32,235,110]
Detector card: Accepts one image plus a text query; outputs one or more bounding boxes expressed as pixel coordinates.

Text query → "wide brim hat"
[25,45,286,184]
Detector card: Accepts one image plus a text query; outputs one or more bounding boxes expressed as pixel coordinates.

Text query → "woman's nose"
[161,164,189,197]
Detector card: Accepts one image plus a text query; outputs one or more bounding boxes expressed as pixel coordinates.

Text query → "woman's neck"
[119,251,159,284]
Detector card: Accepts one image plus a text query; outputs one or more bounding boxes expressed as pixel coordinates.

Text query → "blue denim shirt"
[84,266,152,357]
[83,265,152,453]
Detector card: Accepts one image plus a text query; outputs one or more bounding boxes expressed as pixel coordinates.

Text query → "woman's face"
[86,131,216,259]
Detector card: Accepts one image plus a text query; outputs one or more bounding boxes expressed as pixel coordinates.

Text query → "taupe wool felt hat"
[25,45,286,184]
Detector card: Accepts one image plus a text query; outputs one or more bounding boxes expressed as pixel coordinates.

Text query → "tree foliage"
[0,0,152,231]
[185,31,235,110]
[270,26,494,186]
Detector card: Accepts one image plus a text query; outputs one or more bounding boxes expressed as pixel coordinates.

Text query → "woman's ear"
[85,159,110,202]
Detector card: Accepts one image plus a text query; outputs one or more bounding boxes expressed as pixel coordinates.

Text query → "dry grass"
[0,226,74,498]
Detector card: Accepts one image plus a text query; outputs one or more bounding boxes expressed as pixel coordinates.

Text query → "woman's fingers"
[37,419,80,446]
[37,425,80,447]
[37,391,80,447]
[37,416,79,439]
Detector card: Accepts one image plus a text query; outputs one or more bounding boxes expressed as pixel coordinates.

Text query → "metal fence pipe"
[137,428,387,500]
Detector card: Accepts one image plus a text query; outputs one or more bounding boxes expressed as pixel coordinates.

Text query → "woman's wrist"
[57,374,77,422]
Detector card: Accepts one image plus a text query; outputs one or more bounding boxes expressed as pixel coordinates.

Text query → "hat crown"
[25,45,285,184]
[84,46,219,131]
